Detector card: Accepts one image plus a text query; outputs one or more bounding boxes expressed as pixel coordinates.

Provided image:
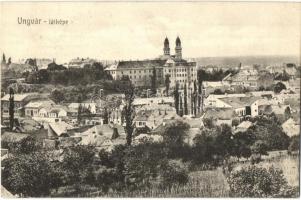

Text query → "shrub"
[227,165,294,197]
[160,160,189,187]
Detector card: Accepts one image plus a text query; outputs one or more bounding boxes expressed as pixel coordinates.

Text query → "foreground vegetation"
[2,115,299,197]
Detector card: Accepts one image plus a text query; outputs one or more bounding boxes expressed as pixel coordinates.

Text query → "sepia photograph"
[0,1,300,198]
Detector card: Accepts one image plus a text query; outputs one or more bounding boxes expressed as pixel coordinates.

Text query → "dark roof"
[117,59,167,69]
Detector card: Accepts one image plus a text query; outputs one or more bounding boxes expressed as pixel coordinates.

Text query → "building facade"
[105,37,197,90]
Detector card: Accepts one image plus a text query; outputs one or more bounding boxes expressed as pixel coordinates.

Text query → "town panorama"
[1,2,300,198]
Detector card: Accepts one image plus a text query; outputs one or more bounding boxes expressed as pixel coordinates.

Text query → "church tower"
[175,36,182,60]
[163,37,170,56]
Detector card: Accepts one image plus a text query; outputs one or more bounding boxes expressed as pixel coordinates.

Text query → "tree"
[193,80,198,115]
[165,74,171,96]
[227,165,295,197]
[213,88,224,94]
[274,82,286,93]
[77,103,82,124]
[47,62,66,71]
[183,84,188,115]
[174,82,180,115]
[179,95,183,117]
[2,152,55,197]
[123,83,135,146]
[8,136,39,155]
[251,114,290,150]
[284,106,291,120]
[7,57,11,65]
[37,69,50,83]
[251,140,268,156]
[232,130,255,159]
[159,160,189,188]
[2,53,6,64]
[50,89,65,103]
[103,108,109,124]
[161,120,190,158]
[151,67,156,94]
[9,88,14,131]
[60,146,96,185]
[123,142,168,189]
[192,130,218,164]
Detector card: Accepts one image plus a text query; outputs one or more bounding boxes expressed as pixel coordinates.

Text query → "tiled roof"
[1,132,30,142]
[1,93,38,101]
[219,96,261,109]
[49,122,74,136]
[133,97,174,106]
[25,100,55,108]
[117,59,167,69]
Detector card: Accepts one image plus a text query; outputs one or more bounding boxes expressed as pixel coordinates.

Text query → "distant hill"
[189,55,300,68]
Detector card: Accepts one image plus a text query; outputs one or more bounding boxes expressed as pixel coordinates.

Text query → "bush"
[227,165,294,197]
[2,152,56,197]
[160,160,189,187]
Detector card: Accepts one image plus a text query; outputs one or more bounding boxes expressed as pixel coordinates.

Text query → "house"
[202,108,237,126]
[68,57,97,68]
[202,81,230,96]
[204,94,246,108]
[1,93,46,119]
[218,96,261,117]
[80,123,125,138]
[47,121,74,138]
[33,105,68,124]
[134,106,178,130]
[133,97,174,107]
[24,100,55,117]
[76,124,126,152]
[225,66,259,88]
[282,117,300,137]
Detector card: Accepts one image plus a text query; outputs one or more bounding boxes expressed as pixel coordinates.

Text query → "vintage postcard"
[0,2,300,198]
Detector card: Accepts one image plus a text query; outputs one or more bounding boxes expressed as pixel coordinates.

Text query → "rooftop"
[204,108,236,120]
[219,96,261,109]
[1,93,39,101]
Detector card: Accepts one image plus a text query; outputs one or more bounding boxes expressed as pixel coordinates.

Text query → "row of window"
[121,69,163,74]
[117,74,162,79]
[164,68,194,73]
[111,67,195,75]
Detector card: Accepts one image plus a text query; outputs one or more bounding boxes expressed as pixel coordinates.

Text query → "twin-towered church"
[105,36,197,90]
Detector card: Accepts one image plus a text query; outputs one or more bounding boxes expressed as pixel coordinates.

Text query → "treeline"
[197,68,239,84]
[24,62,113,85]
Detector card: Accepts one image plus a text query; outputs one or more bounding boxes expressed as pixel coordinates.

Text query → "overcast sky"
[1,2,300,63]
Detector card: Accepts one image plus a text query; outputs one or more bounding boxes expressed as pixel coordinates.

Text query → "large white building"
[105,37,197,90]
